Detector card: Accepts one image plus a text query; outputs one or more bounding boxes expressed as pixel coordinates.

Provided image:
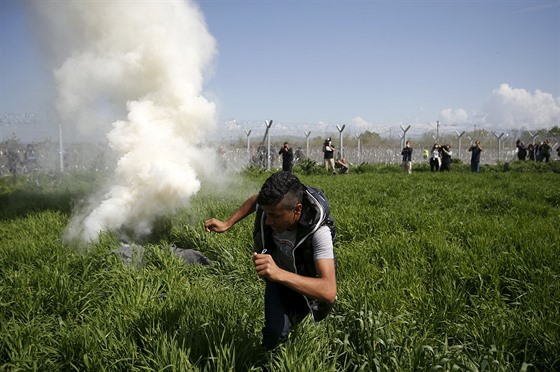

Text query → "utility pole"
[264,120,273,170]
[336,124,346,158]
[455,130,465,159]
[58,121,64,172]
[529,132,538,162]
[494,132,505,162]
[304,131,311,158]
[245,129,252,163]
[355,133,363,163]
[400,124,411,149]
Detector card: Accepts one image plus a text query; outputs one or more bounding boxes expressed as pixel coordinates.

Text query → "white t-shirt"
[271,225,334,272]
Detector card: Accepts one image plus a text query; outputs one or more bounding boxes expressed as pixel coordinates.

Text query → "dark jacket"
[469,145,483,163]
[278,147,294,164]
[253,186,336,321]
[401,146,413,162]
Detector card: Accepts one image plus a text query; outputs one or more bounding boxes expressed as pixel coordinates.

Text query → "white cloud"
[481,84,559,131]
[315,120,329,134]
[351,116,373,132]
[439,84,559,132]
[439,108,469,125]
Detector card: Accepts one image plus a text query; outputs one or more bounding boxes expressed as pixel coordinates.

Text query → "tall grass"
[0,168,559,370]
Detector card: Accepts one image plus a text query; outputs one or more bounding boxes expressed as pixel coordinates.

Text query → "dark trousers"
[470,161,480,173]
[440,160,451,172]
[262,280,309,350]
[282,162,293,172]
[430,158,439,172]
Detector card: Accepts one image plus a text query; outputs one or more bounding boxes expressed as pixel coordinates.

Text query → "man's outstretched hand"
[204,218,229,233]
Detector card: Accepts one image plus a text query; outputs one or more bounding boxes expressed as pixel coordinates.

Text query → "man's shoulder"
[303,186,331,206]
[312,225,333,239]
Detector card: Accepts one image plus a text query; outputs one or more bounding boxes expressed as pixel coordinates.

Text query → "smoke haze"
[26,0,219,242]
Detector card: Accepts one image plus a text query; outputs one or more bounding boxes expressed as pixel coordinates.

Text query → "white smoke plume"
[27,0,218,242]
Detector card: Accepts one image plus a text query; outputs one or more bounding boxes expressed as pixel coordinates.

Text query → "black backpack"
[303,185,336,245]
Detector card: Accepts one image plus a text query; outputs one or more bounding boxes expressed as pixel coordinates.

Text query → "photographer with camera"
[430,143,441,172]
[468,140,483,172]
[401,140,413,174]
[278,142,294,172]
[323,138,336,174]
[440,144,452,172]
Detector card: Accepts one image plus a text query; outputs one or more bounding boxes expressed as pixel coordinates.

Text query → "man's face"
[261,201,302,233]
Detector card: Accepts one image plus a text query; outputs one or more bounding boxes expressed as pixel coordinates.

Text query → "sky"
[1,0,559,143]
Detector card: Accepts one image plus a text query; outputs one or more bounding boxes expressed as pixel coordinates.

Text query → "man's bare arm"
[253,254,337,304]
[204,194,258,233]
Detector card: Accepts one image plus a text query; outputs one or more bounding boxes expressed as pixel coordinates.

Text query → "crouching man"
[204,171,337,351]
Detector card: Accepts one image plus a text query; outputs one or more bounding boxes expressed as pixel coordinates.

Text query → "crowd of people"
[5,136,558,179]
[0,143,39,176]
[515,138,556,162]
[403,141,455,174]
[426,143,454,172]
[278,138,349,175]
[405,137,559,174]
[277,136,559,176]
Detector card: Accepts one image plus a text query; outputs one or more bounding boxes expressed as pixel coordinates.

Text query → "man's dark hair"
[257,171,303,209]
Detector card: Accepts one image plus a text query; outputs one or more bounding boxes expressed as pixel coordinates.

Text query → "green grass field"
[0,165,559,371]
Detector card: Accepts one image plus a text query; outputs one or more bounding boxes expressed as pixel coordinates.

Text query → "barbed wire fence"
[0,112,116,179]
[216,120,560,171]
[1,114,559,176]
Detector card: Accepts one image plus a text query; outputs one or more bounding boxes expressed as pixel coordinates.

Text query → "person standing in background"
[278,142,294,172]
[323,138,336,174]
[401,140,413,174]
[540,139,552,163]
[468,140,483,173]
[430,143,441,172]
[516,140,527,161]
[527,143,535,161]
[440,144,452,172]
